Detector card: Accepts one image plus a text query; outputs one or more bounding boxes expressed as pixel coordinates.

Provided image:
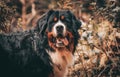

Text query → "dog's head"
[37,10,81,53]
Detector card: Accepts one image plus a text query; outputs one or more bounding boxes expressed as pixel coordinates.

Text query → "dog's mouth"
[47,31,73,48]
[48,33,69,47]
[55,37,68,47]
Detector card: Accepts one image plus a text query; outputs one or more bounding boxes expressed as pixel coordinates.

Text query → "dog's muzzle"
[50,21,68,47]
[53,21,66,38]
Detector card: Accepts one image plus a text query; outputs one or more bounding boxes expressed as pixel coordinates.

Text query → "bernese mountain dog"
[0,10,81,77]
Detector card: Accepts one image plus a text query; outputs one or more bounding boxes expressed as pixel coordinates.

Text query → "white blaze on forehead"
[53,20,66,37]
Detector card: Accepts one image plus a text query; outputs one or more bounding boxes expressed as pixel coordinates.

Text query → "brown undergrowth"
[0,0,120,77]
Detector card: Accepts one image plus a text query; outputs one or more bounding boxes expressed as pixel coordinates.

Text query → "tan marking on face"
[54,17,58,22]
[61,15,65,20]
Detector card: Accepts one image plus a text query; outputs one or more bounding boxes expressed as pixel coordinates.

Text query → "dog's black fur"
[0,10,81,77]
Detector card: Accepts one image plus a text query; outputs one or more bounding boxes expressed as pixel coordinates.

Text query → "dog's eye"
[61,15,65,20]
[54,17,58,22]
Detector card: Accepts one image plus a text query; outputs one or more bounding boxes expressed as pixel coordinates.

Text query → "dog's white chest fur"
[48,48,74,77]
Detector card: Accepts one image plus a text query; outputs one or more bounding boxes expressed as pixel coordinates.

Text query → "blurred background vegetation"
[0,0,120,77]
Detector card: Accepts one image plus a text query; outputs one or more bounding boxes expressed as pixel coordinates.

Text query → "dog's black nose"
[56,25,63,32]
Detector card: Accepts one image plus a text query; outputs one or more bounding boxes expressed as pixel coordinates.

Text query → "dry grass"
[68,15,120,77]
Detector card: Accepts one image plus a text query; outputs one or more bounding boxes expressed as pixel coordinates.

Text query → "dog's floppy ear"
[67,11,81,32]
[36,10,54,35]
[35,10,54,44]
[72,14,81,32]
